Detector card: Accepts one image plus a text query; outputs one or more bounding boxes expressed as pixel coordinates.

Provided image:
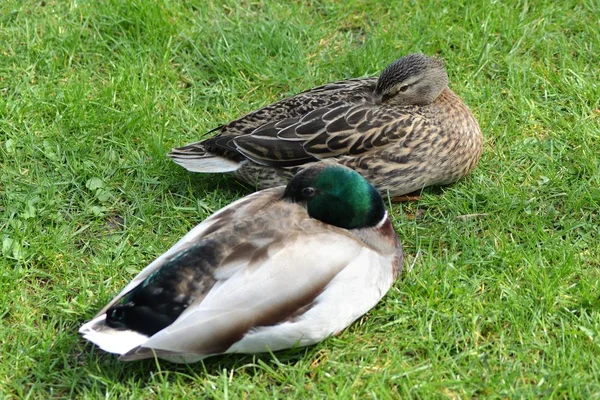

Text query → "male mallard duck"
[169,53,482,199]
[79,164,403,363]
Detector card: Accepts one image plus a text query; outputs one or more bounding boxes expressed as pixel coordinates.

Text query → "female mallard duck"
[169,53,482,199]
[79,164,403,363]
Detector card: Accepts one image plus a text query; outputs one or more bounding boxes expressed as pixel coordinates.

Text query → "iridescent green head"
[284,164,386,229]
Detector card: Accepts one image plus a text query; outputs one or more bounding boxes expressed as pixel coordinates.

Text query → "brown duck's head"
[374,53,449,106]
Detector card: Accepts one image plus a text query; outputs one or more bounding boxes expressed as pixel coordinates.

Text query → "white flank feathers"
[226,247,395,354]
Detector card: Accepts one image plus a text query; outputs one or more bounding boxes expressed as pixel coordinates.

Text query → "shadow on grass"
[165,164,258,199]
[72,339,316,387]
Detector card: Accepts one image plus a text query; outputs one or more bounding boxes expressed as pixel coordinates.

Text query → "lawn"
[1,0,599,397]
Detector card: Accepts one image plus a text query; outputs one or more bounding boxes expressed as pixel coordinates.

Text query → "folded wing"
[233,104,429,167]
[121,230,363,360]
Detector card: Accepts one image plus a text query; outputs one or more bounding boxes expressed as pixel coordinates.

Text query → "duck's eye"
[302,187,316,198]
[399,85,409,92]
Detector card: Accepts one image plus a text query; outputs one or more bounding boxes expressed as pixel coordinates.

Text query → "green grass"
[1,0,599,397]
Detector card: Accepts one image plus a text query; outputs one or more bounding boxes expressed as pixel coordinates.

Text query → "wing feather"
[169,78,377,166]
[92,189,283,317]
[123,232,362,358]
[229,103,429,166]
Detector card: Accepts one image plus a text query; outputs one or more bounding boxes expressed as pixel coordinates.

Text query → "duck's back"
[170,78,377,161]
[219,78,377,137]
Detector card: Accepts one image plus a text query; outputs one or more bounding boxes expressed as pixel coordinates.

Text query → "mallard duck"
[169,53,482,199]
[79,163,403,363]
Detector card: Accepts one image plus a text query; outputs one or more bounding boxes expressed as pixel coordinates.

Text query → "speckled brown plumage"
[169,53,483,197]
